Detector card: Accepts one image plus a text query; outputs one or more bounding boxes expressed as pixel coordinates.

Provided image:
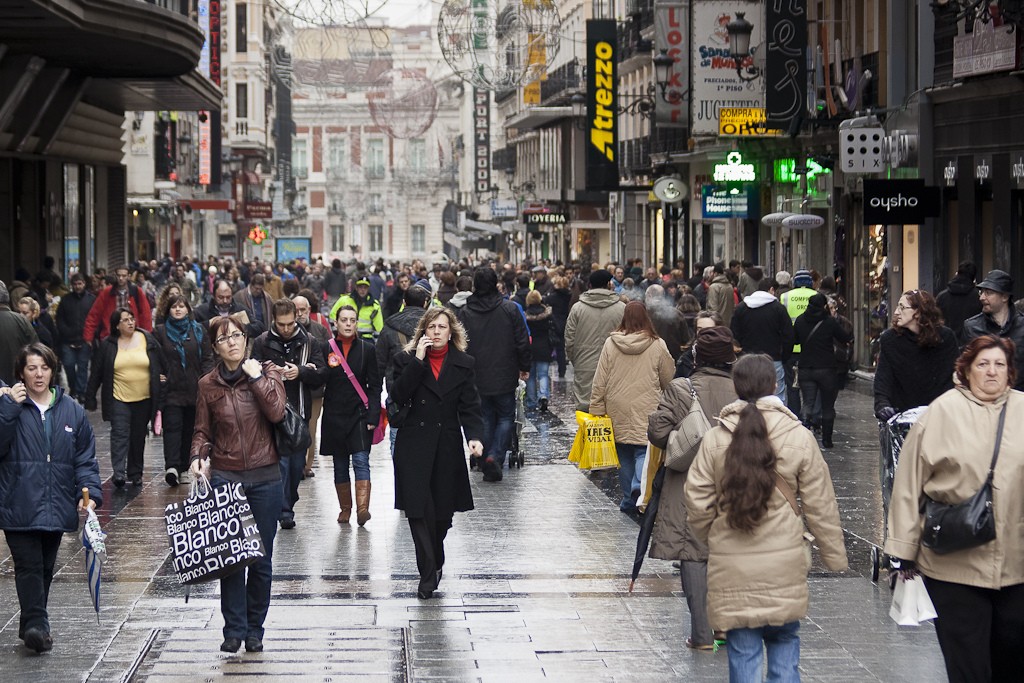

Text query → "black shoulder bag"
[920,402,1006,555]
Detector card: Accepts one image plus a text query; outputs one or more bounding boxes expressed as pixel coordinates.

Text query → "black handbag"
[275,401,311,455]
[920,403,1006,555]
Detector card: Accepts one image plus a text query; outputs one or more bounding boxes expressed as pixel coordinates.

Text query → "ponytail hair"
[720,355,779,533]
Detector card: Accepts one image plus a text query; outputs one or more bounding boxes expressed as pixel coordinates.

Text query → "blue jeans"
[390,426,398,457]
[615,443,646,512]
[480,392,516,467]
[213,476,282,641]
[278,453,305,522]
[525,361,550,407]
[727,621,801,683]
[333,451,370,483]
[60,344,90,397]
[774,360,787,407]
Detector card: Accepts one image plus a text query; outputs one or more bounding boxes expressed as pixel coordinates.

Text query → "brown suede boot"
[335,483,352,524]
[355,480,372,526]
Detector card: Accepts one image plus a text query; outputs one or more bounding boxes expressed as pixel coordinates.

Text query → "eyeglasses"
[895,304,915,312]
[215,331,246,346]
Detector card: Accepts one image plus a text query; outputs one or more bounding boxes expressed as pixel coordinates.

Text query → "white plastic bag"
[889,575,938,626]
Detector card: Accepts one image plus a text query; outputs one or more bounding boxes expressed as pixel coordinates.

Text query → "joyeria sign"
[863,179,941,225]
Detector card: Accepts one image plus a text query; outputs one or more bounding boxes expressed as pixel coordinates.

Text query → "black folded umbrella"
[628,464,666,593]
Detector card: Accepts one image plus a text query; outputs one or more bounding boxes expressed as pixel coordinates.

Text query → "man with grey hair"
[0,280,38,384]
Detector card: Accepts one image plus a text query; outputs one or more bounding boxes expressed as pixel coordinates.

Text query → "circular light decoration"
[367,68,439,139]
[438,0,561,90]
[248,225,268,245]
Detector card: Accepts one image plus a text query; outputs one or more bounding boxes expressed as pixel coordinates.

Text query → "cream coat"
[685,398,848,631]
[884,386,1024,589]
[589,332,674,445]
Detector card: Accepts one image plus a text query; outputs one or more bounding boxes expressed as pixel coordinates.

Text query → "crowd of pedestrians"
[1,251,1023,681]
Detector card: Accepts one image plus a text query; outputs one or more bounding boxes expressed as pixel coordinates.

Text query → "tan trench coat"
[685,398,848,631]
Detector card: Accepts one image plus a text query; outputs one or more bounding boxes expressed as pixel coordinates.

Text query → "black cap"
[589,269,613,289]
[977,269,1014,296]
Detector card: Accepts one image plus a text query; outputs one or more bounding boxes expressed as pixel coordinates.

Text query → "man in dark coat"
[0,281,38,385]
[731,279,795,405]
[252,298,325,529]
[961,269,1024,390]
[456,268,531,481]
[55,273,96,401]
[936,261,982,344]
[233,274,273,330]
[194,280,266,337]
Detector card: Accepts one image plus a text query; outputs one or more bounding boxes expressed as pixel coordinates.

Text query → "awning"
[463,218,503,235]
[506,106,572,131]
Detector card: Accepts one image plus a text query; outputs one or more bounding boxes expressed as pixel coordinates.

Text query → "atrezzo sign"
[585,20,619,190]
[863,179,941,224]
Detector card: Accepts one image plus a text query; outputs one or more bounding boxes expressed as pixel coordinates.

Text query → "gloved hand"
[890,557,919,580]
[876,406,898,422]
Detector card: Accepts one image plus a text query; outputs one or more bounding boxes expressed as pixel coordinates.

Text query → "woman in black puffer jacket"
[544,277,571,378]
[793,294,853,448]
[524,290,554,410]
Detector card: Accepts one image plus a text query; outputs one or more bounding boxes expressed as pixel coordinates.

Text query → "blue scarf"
[165,316,203,369]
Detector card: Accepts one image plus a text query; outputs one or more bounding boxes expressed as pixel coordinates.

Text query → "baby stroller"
[507,379,527,468]
[869,406,927,584]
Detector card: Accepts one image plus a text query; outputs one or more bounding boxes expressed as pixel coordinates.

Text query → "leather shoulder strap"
[774,472,800,517]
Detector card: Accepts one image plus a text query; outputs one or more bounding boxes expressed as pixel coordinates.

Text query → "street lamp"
[569,50,679,126]
[726,12,761,82]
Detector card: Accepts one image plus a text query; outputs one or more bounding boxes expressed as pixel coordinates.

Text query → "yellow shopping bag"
[569,411,597,464]
[579,416,619,471]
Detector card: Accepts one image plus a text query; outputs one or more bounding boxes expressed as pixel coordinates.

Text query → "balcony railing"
[540,60,583,104]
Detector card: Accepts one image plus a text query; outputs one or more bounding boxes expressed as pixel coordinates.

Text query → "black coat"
[56,289,96,346]
[525,304,554,362]
[730,296,794,362]
[320,337,381,456]
[961,308,1024,391]
[456,292,530,396]
[936,276,981,343]
[375,306,426,391]
[873,326,957,416]
[793,308,853,370]
[86,330,165,422]
[251,326,325,421]
[153,323,214,406]
[544,287,571,341]
[390,348,483,519]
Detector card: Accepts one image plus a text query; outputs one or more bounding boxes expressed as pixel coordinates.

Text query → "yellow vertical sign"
[523,32,546,105]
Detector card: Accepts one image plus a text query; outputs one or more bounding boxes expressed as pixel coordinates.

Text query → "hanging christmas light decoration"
[368,68,440,139]
[437,0,561,90]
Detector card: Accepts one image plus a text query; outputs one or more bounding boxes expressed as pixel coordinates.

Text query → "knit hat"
[695,326,737,367]
[793,269,813,287]
[589,269,614,289]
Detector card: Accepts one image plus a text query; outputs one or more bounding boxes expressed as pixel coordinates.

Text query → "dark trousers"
[161,404,196,472]
[213,476,282,641]
[278,452,305,522]
[480,391,516,467]
[553,339,567,377]
[407,497,453,588]
[60,344,90,397]
[924,577,1024,683]
[784,356,800,416]
[798,367,839,422]
[110,398,152,481]
[5,530,63,638]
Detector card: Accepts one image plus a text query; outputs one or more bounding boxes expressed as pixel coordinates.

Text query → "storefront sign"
[524,212,568,225]
[654,0,690,127]
[586,20,619,190]
[702,185,757,218]
[245,201,273,219]
[863,178,941,225]
[782,213,824,230]
[761,211,793,227]
[713,151,756,182]
[1013,153,1024,189]
[719,107,779,136]
[975,154,992,182]
[942,158,958,187]
[953,21,1019,79]
[276,238,311,263]
[765,0,806,129]
[691,2,764,136]
[774,158,828,184]
[474,89,491,193]
[491,199,518,218]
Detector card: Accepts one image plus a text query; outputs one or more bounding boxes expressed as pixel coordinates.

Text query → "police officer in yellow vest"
[330,278,383,341]
[779,269,817,415]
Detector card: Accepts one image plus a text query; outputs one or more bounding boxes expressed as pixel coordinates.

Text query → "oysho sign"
[863,178,941,225]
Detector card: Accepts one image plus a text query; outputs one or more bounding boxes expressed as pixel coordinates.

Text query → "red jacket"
[83,285,153,343]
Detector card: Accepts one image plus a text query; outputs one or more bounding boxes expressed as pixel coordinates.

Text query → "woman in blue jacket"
[0,343,102,654]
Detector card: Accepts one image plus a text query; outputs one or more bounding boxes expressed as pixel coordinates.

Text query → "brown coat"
[190,362,287,471]
[589,332,675,445]
[885,386,1024,589]
[646,368,738,562]
[685,398,848,631]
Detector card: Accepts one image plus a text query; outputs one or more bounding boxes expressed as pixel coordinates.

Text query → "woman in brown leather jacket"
[189,314,286,655]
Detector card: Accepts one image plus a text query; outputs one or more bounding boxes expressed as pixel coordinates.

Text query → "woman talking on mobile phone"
[389,307,484,599]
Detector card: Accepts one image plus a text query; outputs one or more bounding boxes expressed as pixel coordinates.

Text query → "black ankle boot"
[821,419,834,449]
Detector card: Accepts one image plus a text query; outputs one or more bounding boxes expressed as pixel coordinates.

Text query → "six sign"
[841,127,884,173]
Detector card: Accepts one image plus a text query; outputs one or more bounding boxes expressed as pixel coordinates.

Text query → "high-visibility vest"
[781,286,816,353]
[330,294,383,340]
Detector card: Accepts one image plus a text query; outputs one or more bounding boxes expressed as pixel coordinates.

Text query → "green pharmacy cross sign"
[774,158,829,184]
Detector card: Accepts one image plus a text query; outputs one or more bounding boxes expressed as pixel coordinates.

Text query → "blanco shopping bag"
[889,575,938,626]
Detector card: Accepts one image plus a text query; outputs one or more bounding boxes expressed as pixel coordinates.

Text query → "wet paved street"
[0,369,947,681]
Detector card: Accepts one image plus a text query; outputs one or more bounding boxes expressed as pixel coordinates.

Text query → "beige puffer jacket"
[685,398,848,631]
[885,386,1024,589]
[589,332,674,445]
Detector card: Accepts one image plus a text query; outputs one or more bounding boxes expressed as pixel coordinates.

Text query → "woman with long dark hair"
[590,301,674,514]
[153,294,212,486]
[685,354,847,681]
[873,289,958,421]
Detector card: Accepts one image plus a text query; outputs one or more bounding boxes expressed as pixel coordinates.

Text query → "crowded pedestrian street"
[0,370,945,682]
